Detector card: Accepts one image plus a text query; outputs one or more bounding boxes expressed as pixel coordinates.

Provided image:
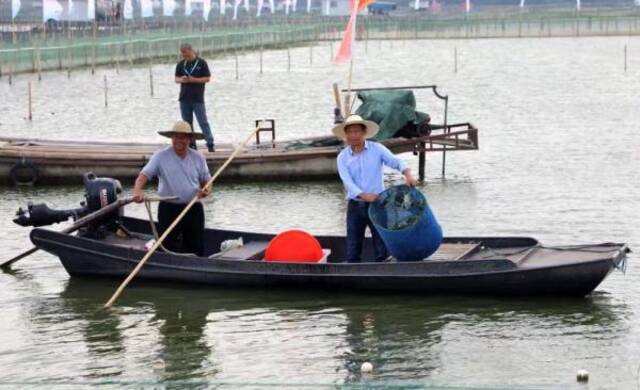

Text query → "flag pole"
[344,0,359,116]
[344,59,353,116]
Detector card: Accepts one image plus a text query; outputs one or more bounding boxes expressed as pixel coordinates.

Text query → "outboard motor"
[14,173,123,237]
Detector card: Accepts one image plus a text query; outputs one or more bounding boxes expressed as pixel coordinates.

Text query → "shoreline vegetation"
[1,6,639,75]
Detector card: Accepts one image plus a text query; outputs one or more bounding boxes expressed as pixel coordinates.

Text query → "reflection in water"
[26,278,629,388]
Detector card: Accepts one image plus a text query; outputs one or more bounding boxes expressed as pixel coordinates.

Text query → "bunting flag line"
[203,0,211,20]
[124,0,134,19]
[141,0,153,18]
[163,0,176,16]
[43,0,63,21]
[12,0,21,19]
[232,0,241,20]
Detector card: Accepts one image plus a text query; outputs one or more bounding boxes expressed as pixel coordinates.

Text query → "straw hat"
[158,121,204,140]
[332,115,379,140]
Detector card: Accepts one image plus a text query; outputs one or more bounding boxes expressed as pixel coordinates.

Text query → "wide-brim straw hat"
[158,121,205,140]
[332,115,380,140]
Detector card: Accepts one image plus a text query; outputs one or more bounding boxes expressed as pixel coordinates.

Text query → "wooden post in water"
[454,47,458,73]
[235,51,239,80]
[418,142,426,182]
[309,45,313,65]
[28,81,32,121]
[37,47,42,81]
[91,22,97,75]
[259,45,263,74]
[624,44,628,72]
[103,75,108,107]
[8,54,12,85]
[287,48,291,72]
[149,64,154,97]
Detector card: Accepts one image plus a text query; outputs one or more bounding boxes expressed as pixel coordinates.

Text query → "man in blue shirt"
[334,115,417,263]
[132,121,212,256]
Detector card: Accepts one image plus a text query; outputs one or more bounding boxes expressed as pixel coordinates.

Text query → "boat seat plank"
[218,240,269,260]
[428,242,481,261]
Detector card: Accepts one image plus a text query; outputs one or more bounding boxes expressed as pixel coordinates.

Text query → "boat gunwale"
[30,227,626,279]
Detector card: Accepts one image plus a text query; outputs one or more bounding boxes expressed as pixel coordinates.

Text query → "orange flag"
[334,0,374,64]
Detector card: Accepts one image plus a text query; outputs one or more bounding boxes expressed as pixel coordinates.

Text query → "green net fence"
[1,14,639,75]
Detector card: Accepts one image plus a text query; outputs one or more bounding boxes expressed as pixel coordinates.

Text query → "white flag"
[87,0,95,19]
[291,0,296,12]
[284,0,289,15]
[141,0,153,17]
[465,0,470,13]
[12,0,20,19]
[256,0,263,16]
[220,0,226,15]
[268,0,274,13]
[519,0,525,7]
[203,0,211,20]
[414,0,419,10]
[163,0,176,16]
[185,0,192,15]
[124,0,133,19]
[306,0,310,12]
[322,0,329,15]
[43,0,63,21]
[243,0,249,11]
[67,0,73,15]
[232,0,241,19]
[576,0,580,10]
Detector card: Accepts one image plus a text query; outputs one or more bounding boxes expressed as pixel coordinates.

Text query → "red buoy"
[264,230,324,263]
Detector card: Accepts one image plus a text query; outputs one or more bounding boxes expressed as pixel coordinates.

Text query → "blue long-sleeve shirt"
[337,140,408,200]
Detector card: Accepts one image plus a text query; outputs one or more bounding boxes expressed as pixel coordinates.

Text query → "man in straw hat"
[132,121,212,256]
[334,115,417,263]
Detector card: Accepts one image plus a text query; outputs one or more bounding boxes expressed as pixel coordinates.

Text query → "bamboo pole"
[104,126,262,307]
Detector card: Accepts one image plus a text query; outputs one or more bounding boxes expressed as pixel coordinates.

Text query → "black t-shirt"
[175,57,211,103]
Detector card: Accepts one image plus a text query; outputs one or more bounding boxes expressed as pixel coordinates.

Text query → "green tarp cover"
[355,90,429,141]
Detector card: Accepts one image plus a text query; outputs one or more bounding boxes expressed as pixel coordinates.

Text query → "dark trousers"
[179,101,214,148]
[158,201,205,257]
[346,200,388,263]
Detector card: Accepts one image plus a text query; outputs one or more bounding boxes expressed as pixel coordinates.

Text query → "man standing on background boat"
[175,43,215,152]
[334,115,417,263]
[132,121,211,256]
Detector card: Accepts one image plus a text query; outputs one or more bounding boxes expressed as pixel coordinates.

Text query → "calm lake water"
[0,36,639,389]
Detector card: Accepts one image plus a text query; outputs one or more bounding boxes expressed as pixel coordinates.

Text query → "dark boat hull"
[29,218,628,297]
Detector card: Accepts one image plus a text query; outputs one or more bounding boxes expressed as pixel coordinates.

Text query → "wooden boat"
[0,122,478,186]
[29,215,628,297]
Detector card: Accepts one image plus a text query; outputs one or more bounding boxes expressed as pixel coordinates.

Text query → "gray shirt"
[141,147,211,204]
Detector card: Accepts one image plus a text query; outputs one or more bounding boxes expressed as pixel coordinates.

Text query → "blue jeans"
[180,101,214,148]
[346,200,388,263]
